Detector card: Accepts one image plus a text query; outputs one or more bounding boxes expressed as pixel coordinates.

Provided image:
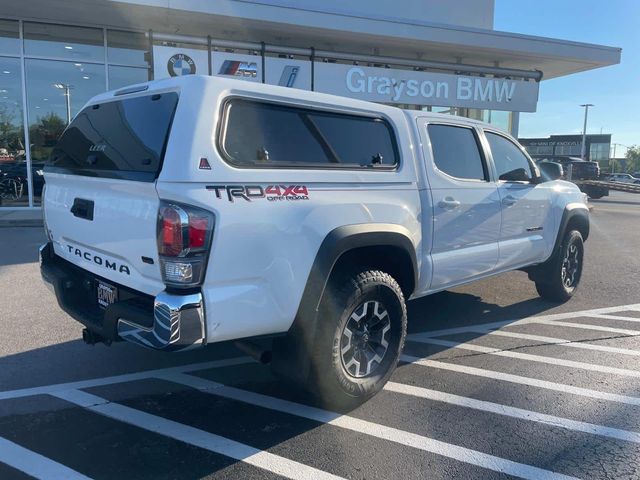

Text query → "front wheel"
[535,230,584,302]
[307,270,407,410]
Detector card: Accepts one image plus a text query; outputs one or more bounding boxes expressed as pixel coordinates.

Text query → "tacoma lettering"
[66,245,130,275]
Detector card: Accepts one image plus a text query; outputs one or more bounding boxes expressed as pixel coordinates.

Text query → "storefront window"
[0,56,26,207]
[107,30,149,67]
[108,65,149,90]
[24,23,104,62]
[25,59,105,205]
[555,143,581,156]
[590,142,610,161]
[432,106,458,115]
[0,19,19,56]
[481,110,511,132]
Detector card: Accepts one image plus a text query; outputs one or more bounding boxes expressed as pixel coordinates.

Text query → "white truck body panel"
[41,74,588,349]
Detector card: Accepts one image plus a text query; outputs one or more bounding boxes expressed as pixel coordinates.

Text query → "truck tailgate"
[45,174,164,295]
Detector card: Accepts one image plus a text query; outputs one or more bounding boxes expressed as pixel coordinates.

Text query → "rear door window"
[46,92,178,182]
[219,98,398,169]
[427,124,488,181]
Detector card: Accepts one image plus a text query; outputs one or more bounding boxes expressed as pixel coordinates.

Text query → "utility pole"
[580,103,594,160]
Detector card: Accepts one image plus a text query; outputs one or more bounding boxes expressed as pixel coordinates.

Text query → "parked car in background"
[0,161,46,199]
[608,173,640,184]
[536,156,608,199]
[553,157,600,180]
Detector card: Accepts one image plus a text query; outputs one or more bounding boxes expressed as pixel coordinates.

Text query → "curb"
[0,220,43,228]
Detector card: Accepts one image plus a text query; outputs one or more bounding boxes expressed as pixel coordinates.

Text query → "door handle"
[502,195,517,207]
[438,197,461,210]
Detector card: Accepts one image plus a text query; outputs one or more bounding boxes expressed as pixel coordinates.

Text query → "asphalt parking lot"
[0,191,639,479]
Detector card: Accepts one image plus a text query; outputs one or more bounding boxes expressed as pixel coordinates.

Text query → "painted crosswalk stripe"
[384,381,640,444]
[402,354,640,406]
[52,389,343,480]
[471,330,640,357]
[160,371,579,480]
[411,337,640,378]
[0,436,92,480]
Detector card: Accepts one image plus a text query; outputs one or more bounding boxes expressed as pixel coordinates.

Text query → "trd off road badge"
[167,53,197,77]
[207,185,309,202]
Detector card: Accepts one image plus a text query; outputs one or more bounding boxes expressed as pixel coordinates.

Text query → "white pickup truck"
[40,75,589,408]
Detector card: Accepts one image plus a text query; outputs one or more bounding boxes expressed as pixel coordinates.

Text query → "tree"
[0,104,25,155]
[625,145,640,173]
[28,112,66,162]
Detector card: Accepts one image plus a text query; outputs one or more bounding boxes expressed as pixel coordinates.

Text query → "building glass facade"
[0,20,151,208]
[519,134,612,164]
[0,17,530,209]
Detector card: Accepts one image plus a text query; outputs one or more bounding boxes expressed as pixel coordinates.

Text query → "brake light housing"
[157,201,214,288]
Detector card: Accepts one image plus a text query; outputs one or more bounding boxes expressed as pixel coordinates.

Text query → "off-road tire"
[306,270,407,410]
[535,230,584,303]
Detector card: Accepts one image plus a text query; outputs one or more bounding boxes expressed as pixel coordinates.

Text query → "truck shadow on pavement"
[0,290,558,394]
[406,290,557,333]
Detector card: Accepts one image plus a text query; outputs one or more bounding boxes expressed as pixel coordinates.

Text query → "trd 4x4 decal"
[207,185,309,202]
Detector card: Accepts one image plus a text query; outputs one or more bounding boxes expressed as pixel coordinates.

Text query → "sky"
[494,0,639,154]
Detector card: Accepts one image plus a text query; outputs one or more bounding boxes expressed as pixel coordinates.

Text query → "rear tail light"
[157,201,214,288]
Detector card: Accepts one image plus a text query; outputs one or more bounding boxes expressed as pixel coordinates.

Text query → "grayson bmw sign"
[167,53,197,76]
[314,64,540,112]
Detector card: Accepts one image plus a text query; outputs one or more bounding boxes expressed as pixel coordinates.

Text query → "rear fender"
[271,224,417,384]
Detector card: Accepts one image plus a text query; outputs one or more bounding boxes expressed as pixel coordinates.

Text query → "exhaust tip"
[235,340,272,364]
[82,328,111,346]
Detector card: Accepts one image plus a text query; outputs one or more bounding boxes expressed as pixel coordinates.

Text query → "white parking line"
[408,303,640,339]
[0,357,253,401]
[586,314,640,323]
[160,372,579,480]
[473,330,640,357]
[0,436,92,480]
[412,337,640,378]
[402,355,640,406]
[533,319,640,336]
[53,389,343,480]
[384,382,640,444]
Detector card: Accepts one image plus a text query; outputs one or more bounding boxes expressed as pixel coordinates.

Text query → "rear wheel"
[306,270,407,410]
[535,230,584,302]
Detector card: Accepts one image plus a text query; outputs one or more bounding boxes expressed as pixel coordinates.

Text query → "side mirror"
[499,167,530,182]
[538,162,563,182]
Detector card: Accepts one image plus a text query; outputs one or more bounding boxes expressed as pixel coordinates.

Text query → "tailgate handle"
[70,198,94,221]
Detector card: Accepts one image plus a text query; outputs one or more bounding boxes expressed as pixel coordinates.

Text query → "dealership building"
[0,0,621,208]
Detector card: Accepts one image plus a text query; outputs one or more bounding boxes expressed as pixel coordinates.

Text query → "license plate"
[97,281,118,309]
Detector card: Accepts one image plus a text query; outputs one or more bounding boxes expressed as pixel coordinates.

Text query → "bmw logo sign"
[167,53,196,77]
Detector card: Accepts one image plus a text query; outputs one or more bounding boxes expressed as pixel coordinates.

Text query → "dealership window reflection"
[26,59,105,205]
[107,30,150,68]
[108,65,148,90]
[24,22,104,62]
[0,56,27,207]
[590,142,610,162]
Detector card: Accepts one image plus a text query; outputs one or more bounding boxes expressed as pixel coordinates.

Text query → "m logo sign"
[167,53,196,77]
[218,60,258,78]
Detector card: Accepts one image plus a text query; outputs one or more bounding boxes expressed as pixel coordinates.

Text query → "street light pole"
[580,103,594,160]
[53,83,73,125]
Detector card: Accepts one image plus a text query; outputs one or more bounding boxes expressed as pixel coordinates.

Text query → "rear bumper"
[39,242,205,351]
